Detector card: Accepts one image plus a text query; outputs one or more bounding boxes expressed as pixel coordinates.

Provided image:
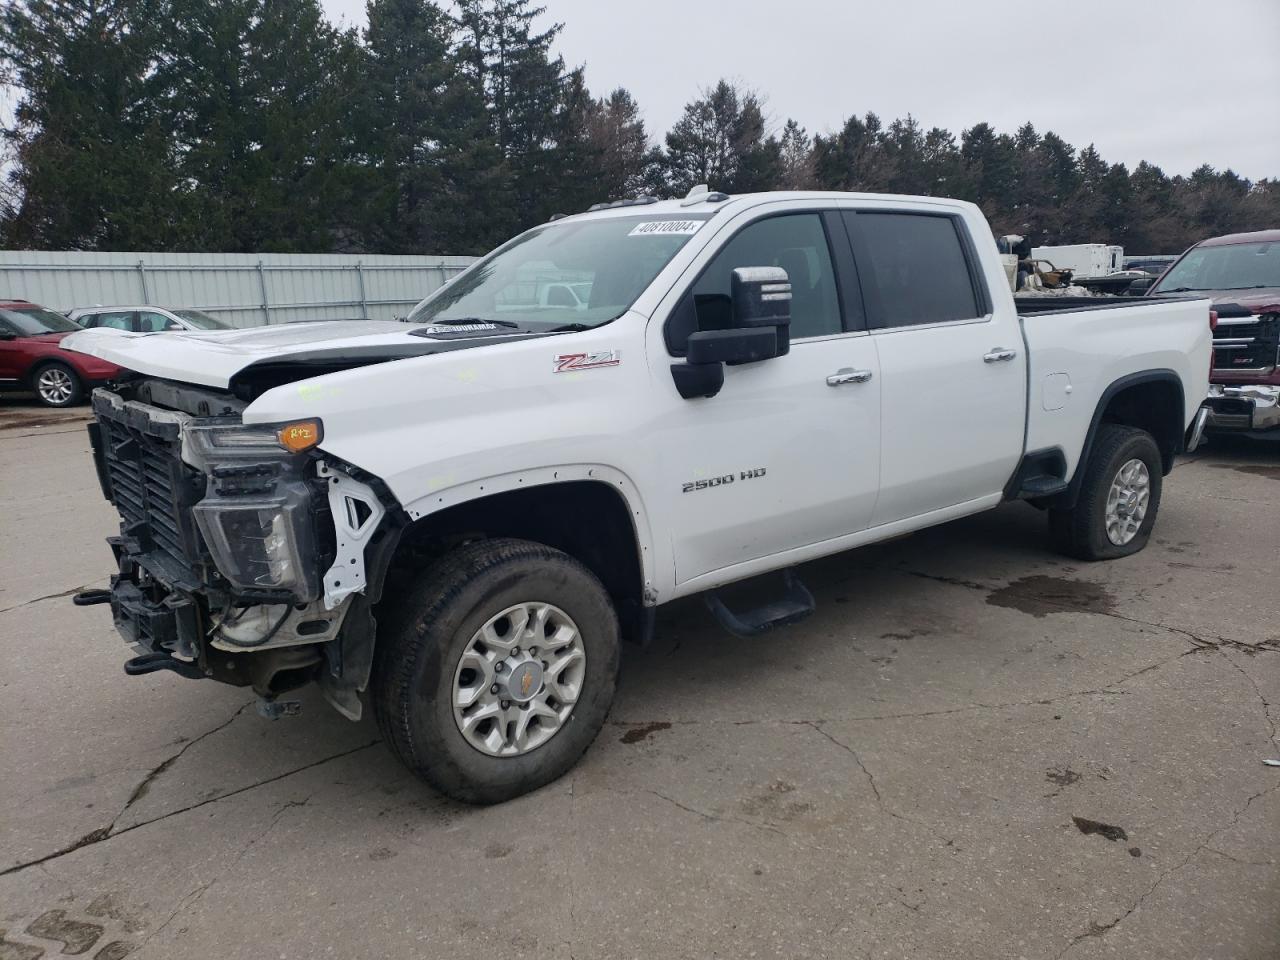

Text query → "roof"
[562,190,976,223]
[71,305,175,312]
[1197,229,1280,247]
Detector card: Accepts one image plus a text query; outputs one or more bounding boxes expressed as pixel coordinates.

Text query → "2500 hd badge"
[682,467,767,493]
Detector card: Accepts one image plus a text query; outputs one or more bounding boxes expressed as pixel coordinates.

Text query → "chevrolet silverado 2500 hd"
[63,190,1213,803]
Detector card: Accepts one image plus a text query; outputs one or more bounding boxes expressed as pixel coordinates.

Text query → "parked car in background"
[0,299,125,406]
[68,305,233,333]
[1138,230,1280,436]
[1124,255,1177,276]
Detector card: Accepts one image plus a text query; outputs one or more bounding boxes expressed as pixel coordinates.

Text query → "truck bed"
[1015,295,1163,316]
[1017,295,1213,481]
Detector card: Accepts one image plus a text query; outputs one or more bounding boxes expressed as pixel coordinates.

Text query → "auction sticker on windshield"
[628,220,703,237]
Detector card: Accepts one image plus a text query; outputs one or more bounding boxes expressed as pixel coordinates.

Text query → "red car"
[0,299,126,406]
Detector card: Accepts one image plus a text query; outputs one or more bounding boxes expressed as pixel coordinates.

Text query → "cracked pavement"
[1,398,1277,959]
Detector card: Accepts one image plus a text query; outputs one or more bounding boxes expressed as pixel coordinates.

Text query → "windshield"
[407,214,712,329]
[174,309,231,329]
[1153,241,1280,293]
[0,307,79,335]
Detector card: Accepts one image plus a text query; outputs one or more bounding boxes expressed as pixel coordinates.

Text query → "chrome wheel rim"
[1105,457,1150,546]
[452,601,587,758]
[37,367,73,405]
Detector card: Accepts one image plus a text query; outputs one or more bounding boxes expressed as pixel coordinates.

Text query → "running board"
[1018,475,1069,498]
[705,569,815,638]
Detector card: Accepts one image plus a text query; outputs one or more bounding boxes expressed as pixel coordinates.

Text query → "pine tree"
[583,88,651,200]
[157,0,360,251]
[664,81,781,195]
[455,0,574,230]
[359,0,496,253]
[0,0,176,248]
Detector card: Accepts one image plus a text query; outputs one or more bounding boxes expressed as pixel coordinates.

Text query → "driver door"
[656,209,882,587]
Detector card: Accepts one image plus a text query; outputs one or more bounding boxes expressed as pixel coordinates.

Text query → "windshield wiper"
[547,322,594,332]
[427,316,521,328]
[1157,287,1199,293]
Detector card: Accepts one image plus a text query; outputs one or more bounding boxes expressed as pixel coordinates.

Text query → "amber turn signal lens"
[277,420,323,453]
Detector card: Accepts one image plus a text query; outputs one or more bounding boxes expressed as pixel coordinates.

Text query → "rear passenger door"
[842,208,1025,527]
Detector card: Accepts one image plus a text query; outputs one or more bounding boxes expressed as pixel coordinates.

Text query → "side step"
[705,569,816,638]
[1018,475,1069,498]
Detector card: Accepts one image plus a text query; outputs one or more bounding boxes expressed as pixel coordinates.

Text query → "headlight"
[183,418,325,602]
[183,418,323,468]
[193,487,318,599]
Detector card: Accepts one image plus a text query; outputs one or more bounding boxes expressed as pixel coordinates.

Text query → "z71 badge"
[554,350,621,373]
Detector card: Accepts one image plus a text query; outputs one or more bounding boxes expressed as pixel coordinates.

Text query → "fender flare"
[400,463,660,602]
[1064,368,1185,505]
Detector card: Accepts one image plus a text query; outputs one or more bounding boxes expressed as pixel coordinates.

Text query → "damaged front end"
[86,381,399,719]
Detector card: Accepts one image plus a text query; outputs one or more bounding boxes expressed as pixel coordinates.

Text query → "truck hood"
[61,320,542,392]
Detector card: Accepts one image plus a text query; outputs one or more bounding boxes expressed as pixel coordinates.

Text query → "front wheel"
[1049,424,1163,560]
[372,538,620,804]
[33,362,83,407]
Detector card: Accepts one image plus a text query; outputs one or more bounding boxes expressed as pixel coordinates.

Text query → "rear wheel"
[1049,424,1162,560]
[33,362,83,407]
[372,537,620,804]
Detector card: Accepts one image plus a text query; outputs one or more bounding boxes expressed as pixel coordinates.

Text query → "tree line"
[2,0,1276,257]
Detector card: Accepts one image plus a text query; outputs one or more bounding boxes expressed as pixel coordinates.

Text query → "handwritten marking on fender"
[554,351,621,373]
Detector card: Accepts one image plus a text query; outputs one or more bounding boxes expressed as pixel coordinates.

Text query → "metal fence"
[0,250,478,327]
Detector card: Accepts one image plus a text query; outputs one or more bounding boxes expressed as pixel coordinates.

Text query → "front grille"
[1213,313,1279,373]
[91,393,207,582]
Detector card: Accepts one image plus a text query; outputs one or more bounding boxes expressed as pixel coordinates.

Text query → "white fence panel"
[0,251,477,327]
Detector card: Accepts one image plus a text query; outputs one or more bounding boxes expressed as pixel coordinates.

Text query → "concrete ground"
[1,396,1277,960]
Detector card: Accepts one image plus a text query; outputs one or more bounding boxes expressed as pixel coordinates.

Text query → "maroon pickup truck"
[1142,230,1280,436]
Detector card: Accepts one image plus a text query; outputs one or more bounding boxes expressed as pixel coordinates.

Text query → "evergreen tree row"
[2,0,1276,256]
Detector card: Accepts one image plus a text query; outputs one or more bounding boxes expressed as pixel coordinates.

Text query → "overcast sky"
[321,0,1280,181]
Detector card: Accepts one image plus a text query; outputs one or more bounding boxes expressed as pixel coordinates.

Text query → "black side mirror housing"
[670,266,793,399]
[1126,277,1155,295]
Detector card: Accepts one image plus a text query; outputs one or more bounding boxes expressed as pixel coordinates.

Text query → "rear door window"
[85,311,134,331]
[138,311,177,332]
[845,212,983,328]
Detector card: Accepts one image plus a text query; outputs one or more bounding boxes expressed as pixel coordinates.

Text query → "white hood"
[60,320,519,389]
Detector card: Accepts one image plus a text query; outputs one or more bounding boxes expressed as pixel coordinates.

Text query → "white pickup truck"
[64,189,1212,803]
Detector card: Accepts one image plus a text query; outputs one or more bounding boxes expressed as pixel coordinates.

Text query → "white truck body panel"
[65,192,1211,607]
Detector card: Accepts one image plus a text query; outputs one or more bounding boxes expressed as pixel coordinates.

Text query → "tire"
[1049,424,1162,561]
[32,362,83,407]
[372,537,620,804]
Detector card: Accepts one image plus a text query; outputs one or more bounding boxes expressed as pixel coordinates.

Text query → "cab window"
[666,213,843,353]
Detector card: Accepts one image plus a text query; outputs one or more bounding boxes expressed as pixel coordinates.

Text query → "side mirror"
[670,267,793,400]
[1126,277,1155,295]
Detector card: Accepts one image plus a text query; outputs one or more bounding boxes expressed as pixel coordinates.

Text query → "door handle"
[983,348,1017,363]
[826,368,874,386]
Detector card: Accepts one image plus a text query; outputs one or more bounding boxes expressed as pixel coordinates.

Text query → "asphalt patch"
[619,721,671,744]
[987,576,1116,618]
[1212,463,1280,482]
[1072,816,1129,842]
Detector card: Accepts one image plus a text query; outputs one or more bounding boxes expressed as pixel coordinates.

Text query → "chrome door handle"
[826,368,873,386]
[983,348,1017,363]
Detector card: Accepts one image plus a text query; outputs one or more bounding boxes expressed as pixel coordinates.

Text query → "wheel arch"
[1063,369,1185,506]
[394,468,656,644]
